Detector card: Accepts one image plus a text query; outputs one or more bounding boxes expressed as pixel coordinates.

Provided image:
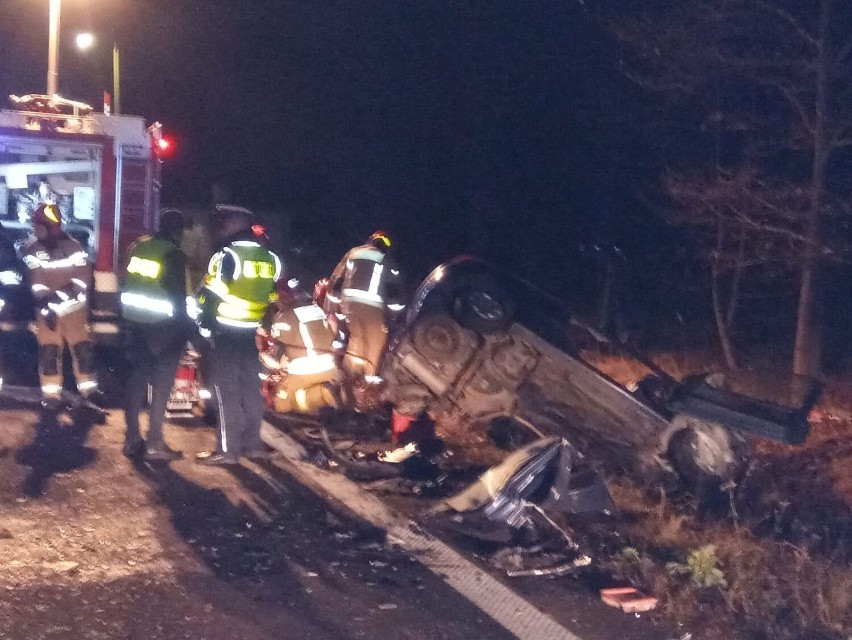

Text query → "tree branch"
[766,80,815,134]
[752,0,820,51]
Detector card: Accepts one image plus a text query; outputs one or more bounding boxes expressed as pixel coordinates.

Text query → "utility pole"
[113,43,121,114]
[47,0,61,95]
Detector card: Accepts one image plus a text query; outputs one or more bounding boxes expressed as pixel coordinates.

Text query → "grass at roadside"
[603,479,852,640]
[581,350,852,639]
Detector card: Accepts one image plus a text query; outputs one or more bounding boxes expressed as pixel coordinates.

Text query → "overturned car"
[380,257,820,486]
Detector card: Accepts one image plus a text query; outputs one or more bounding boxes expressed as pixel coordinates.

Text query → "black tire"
[451,277,515,334]
[666,416,748,487]
[411,315,464,361]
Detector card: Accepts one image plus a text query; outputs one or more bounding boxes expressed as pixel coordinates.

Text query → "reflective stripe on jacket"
[331,244,405,311]
[22,234,90,317]
[203,240,281,329]
[269,301,336,375]
[121,236,181,323]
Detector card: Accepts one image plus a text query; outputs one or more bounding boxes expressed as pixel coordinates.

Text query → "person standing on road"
[328,230,405,384]
[0,222,32,388]
[22,204,99,423]
[120,209,193,460]
[193,205,282,465]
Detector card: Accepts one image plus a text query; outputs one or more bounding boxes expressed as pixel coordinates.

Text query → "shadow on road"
[125,456,509,640]
[128,457,355,639]
[14,418,97,498]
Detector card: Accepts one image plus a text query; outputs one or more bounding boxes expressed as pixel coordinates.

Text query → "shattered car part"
[600,587,658,613]
[378,443,419,464]
[443,437,614,523]
[490,545,592,578]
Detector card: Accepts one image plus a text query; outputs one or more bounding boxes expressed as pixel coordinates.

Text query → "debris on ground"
[378,443,418,464]
[421,437,615,575]
[45,560,79,574]
[438,437,615,527]
[490,545,591,578]
[600,587,658,613]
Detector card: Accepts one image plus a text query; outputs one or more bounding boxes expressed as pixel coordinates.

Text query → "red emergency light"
[155,134,176,159]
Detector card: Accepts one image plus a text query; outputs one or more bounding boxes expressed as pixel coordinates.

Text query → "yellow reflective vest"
[202,240,281,330]
[121,236,182,323]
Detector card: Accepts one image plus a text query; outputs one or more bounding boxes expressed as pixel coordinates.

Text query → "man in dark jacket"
[192,205,282,465]
[121,209,192,460]
[0,222,32,388]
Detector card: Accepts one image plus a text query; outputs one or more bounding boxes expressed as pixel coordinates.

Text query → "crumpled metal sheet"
[444,437,615,529]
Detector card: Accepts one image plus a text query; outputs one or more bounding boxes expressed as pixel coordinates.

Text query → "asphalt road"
[0,407,514,640]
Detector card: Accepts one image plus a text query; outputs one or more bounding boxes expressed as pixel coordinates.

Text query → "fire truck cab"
[0,94,165,341]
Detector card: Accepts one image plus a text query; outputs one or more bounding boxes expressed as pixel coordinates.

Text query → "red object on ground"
[391,411,416,445]
[600,587,658,613]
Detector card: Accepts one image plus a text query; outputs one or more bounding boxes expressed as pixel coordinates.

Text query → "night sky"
[2,1,660,294]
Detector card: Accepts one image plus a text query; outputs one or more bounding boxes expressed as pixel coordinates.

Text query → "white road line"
[260,421,585,640]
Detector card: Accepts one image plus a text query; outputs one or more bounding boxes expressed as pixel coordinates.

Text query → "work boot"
[38,398,62,427]
[243,446,278,461]
[85,389,109,408]
[144,444,183,462]
[195,451,238,466]
[123,437,145,458]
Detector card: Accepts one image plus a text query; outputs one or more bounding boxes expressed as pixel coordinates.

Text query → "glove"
[40,306,58,331]
[256,331,271,353]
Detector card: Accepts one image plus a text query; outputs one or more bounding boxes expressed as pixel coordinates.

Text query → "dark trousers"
[210,330,264,457]
[124,322,185,447]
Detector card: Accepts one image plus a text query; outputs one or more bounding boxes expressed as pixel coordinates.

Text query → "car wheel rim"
[468,291,503,321]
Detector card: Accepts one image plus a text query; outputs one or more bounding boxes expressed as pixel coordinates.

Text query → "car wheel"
[666,414,748,486]
[411,315,464,361]
[451,277,515,334]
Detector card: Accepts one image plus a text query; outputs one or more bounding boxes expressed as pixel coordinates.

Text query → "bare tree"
[597,0,852,375]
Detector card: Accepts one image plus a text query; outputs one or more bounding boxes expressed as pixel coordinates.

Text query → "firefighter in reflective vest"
[121,209,192,460]
[193,205,282,465]
[258,278,344,414]
[328,230,406,382]
[0,222,32,390]
[22,204,98,420]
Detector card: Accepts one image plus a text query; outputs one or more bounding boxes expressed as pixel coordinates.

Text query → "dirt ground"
[0,407,513,640]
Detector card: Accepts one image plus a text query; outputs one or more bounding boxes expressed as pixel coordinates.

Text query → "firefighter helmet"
[369,230,392,250]
[214,204,254,226]
[159,208,188,234]
[32,203,62,229]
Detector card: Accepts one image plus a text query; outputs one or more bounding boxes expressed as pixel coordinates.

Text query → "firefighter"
[0,222,32,388]
[22,203,99,421]
[328,230,406,383]
[121,209,192,460]
[258,278,343,414]
[193,205,282,465]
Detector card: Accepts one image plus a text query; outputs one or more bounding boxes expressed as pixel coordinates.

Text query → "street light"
[75,32,122,115]
[75,32,95,51]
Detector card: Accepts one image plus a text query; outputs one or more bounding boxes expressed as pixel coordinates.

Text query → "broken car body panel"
[444,436,615,524]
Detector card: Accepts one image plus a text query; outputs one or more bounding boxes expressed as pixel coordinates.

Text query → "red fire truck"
[0,93,167,341]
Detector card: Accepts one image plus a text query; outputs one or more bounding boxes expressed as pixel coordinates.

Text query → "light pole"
[47,0,61,95]
[76,33,122,115]
[112,43,121,115]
